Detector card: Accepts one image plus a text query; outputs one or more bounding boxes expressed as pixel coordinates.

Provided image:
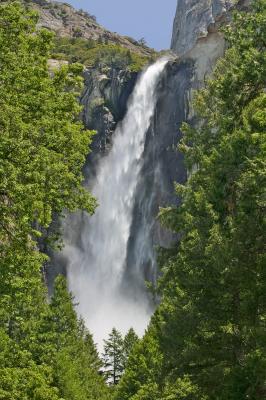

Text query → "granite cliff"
[30,0,153,56]
[171,0,251,85]
[171,0,233,55]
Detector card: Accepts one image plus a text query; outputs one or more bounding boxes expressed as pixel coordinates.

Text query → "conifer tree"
[103,328,124,385]
[123,328,139,368]
[81,320,103,372]
[42,275,110,400]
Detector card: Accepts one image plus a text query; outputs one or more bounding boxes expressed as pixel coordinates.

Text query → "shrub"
[51,37,150,72]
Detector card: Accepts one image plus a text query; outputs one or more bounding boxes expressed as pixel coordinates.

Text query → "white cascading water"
[62,58,168,348]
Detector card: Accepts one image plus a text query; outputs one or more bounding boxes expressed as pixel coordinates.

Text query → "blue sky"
[63,0,177,50]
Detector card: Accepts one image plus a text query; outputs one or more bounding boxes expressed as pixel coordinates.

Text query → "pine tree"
[123,328,139,368]
[103,328,124,385]
[115,327,163,400]
[41,275,110,400]
[81,320,103,372]
[50,276,79,346]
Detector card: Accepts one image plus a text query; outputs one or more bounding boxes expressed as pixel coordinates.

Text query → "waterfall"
[62,58,169,347]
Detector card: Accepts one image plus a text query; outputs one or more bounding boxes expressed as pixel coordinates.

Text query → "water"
[62,58,169,348]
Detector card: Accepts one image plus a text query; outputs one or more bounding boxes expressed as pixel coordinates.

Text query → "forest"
[0,0,265,399]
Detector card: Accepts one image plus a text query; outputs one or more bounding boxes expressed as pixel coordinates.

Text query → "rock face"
[171,0,250,82]
[124,60,194,289]
[171,0,233,56]
[81,67,137,153]
[30,0,153,56]
[79,66,138,183]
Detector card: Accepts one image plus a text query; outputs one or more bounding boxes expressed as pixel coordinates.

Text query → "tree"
[123,328,139,368]
[157,2,266,397]
[0,329,60,400]
[138,37,147,47]
[82,322,103,372]
[39,275,109,400]
[50,276,79,339]
[117,1,266,399]
[103,328,124,385]
[115,327,163,400]
[0,3,110,399]
[0,1,96,267]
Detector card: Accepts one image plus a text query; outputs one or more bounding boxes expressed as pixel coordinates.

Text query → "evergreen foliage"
[44,276,110,400]
[123,327,140,368]
[116,1,266,399]
[102,327,139,387]
[0,2,109,399]
[103,328,125,385]
[0,0,96,263]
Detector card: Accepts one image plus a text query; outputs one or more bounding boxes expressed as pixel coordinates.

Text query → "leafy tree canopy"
[0,3,109,399]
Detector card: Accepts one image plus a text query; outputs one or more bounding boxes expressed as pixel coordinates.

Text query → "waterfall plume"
[61,58,169,347]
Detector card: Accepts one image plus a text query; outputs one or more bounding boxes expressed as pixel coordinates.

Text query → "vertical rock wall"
[171,0,233,56]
